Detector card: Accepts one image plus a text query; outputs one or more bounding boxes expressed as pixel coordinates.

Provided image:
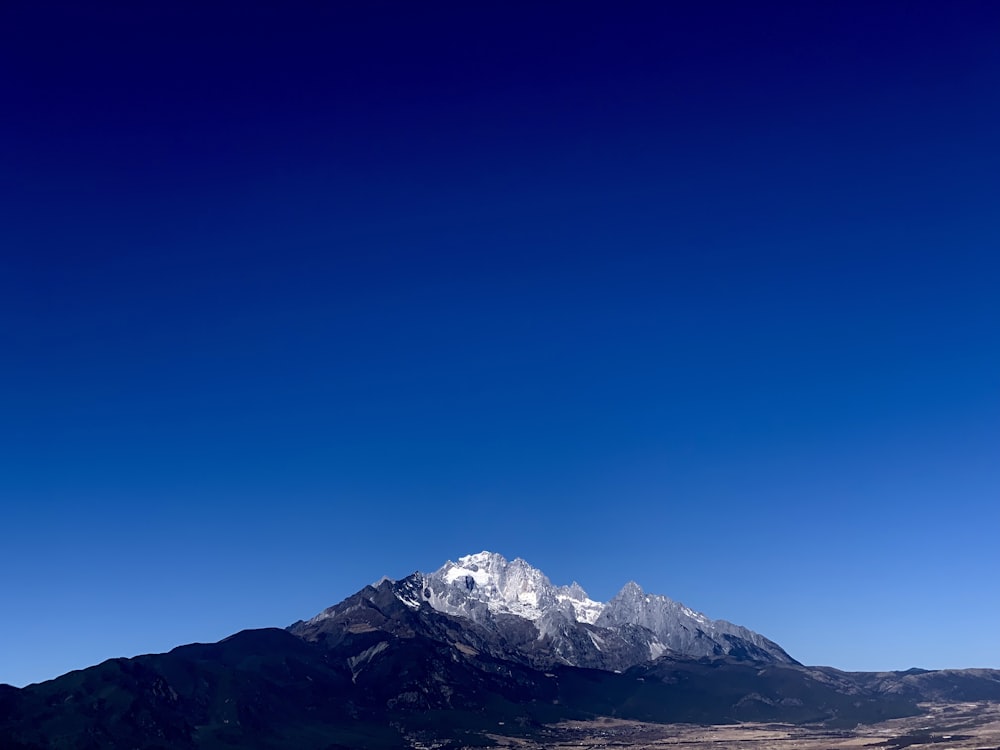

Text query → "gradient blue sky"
[2,2,999,688]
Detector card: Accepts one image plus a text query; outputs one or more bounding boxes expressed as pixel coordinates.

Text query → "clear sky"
[2,2,999,688]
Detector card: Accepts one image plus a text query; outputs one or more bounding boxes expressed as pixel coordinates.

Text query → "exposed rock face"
[299,551,795,672]
[596,579,795,663]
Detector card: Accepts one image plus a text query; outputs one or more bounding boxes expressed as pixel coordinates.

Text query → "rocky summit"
[297,551,795,672]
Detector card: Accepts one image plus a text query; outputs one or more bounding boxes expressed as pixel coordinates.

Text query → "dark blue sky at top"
[1,2,999,687]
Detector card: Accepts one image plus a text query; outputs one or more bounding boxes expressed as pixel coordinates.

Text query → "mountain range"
[293,551,795,673]
[2,551,999,749]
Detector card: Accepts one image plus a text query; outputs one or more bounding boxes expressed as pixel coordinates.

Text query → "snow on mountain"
[432,551,555,620]
[595,579,793,663]
[425,551,605,625]
[293,551,797,670]
[407,551,796,667]
[556,582,603,625]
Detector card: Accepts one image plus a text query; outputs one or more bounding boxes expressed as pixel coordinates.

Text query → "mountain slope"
[305,551,796,672]
[3,552,1000,749]
[596,580,795,663]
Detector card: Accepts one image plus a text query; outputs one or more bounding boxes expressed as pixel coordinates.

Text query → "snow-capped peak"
[304,551,797,672]
[441,551,512,586]
[424,551,604,624]
[429,551,559,621]
[556,582,603,625]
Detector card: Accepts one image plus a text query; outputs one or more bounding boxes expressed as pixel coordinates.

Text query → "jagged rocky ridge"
[295,551,796,672]
[4,551,1000,750]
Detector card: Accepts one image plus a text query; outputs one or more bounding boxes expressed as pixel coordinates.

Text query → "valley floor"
[474,702,1000,750]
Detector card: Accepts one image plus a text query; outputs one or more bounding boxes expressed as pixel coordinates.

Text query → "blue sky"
[1,2,999,687]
